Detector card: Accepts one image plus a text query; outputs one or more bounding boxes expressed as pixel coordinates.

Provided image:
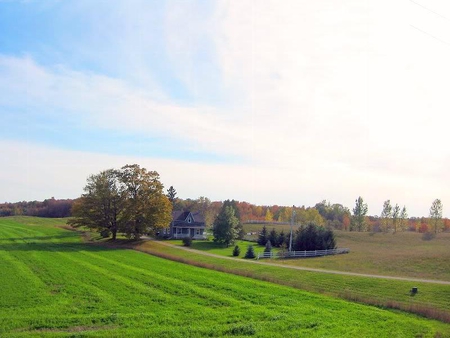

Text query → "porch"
[172,227,207,240]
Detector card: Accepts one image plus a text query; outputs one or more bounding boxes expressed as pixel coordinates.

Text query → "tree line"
[350,196,447,233]
[0,198,73,218]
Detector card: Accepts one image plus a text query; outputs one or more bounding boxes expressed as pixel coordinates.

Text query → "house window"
[188,217,191,223]
[196,229,200,235]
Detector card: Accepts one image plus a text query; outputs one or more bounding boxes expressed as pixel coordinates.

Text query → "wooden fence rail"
[256,248,350,260]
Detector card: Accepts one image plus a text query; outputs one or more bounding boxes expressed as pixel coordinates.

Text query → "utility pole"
[289,207,295,252]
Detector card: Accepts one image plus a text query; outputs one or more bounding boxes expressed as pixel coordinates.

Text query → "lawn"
[1,216,449,337]
[166,239,274,257]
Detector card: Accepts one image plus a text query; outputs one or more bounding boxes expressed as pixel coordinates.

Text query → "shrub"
[232,245,240,257]
[244,245,256,259]
[182,236,192,247]
[422,232,435,241]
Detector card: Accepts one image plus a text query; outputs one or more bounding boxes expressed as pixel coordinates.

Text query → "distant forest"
[1,196,449,233]
[0,198,73,218]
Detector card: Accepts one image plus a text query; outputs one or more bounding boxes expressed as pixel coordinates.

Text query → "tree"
[392,203,400,233]
[166,186,177,204]
[213,205,239,247]
[277,230,286,248]
[351,196,368,231]
[244,245,256,259]
[380,200,392,232]
[257,225,268,245]
[264,240,272,253]
[399,206,408,231]
[223,200,244,239]
[429,199,443,234]
[268,228,278,247]
[69,169,124,240]
[264,208,273,222]
[232,245,241,257]
[119,164,172,239]
[293,223,336,251]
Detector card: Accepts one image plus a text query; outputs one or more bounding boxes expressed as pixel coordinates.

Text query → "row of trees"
[69,164,172,240]
[351,197,446,233]
[0,198,73,217]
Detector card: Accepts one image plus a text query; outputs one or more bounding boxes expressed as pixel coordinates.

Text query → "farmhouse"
[169,210,207,239]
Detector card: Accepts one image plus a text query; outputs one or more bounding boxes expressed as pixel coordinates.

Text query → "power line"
[410,24,450,47]
[410,0,449,21]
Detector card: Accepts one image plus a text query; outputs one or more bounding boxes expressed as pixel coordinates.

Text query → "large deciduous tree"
[69,169,124,240]
[119,164,172,239]
[429,199,443,234]
[351,196,368,231]
[69,164,172,240]
[213,205,239,247]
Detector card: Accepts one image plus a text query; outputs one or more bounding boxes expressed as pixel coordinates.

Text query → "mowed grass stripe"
[78,250,269,308]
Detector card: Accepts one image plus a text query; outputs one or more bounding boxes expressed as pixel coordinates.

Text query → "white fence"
[257,248,350,260]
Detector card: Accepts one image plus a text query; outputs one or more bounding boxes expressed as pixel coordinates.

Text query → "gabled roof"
[172,210,205,227]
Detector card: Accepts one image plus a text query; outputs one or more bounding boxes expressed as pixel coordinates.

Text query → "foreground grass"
[242,223,450,281]
[1,217,450,337]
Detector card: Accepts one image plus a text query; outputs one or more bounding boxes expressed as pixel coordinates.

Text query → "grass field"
[1,217,450,337]
[166,239,274,257]
[242,223,450,281]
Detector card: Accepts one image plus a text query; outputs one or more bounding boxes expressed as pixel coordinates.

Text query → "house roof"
[172,210,205,227]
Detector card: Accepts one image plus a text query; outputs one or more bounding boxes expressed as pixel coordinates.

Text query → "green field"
[166,239,275,257]
[1,217,450,337]
[242,223,450,281]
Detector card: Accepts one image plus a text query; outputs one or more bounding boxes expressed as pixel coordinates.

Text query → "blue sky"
[1,0,450,217]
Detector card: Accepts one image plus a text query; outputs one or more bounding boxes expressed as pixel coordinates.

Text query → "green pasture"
[1,217,449,337]
[242,223,450,281]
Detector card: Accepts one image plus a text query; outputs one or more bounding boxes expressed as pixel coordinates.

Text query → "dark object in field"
[410,287,418,295]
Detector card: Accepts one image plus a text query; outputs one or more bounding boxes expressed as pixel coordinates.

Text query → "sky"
[1,0,449,217]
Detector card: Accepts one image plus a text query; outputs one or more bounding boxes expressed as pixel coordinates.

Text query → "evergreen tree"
[166,186,177,204]
[257,225,268,245]
[244,245,256,259]
[232,245,241,257]
[277,230,286,248]
[293,223,336,251]
[213,205,239,247]
[268,228,278,247]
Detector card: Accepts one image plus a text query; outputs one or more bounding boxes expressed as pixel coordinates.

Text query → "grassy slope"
[1,217,449,337]
[137,240,450,323]
[242,223,450,281]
